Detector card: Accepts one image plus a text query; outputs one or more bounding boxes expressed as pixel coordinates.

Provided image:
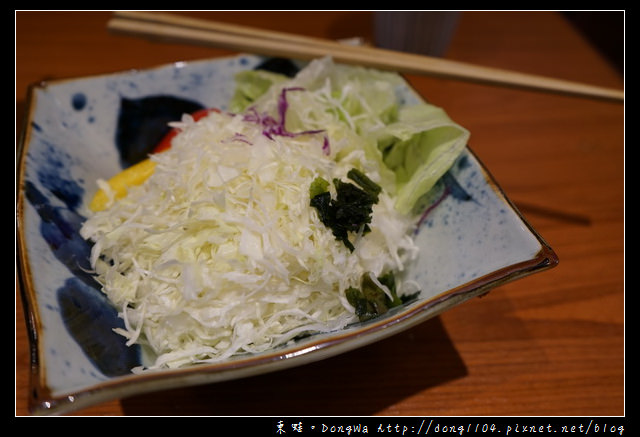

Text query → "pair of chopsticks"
[107,11,624,102]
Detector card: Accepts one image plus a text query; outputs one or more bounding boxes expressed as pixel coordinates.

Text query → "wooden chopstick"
[111,11,347,53]
[107,11,624,102]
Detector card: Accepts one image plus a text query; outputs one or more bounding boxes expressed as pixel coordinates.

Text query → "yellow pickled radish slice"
[89,158,156,212]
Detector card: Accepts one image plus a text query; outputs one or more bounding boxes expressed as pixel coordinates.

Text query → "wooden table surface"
[15,11,624,418]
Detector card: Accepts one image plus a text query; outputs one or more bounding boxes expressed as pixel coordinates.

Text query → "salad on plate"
[79,56,470,372]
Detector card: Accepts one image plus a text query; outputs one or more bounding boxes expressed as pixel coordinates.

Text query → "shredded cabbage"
[80,57,469,371]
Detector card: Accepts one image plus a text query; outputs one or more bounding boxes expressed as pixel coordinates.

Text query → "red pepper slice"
[153,108,220,153]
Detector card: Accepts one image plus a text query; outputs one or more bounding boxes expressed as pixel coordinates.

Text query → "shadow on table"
[120,315,467,416]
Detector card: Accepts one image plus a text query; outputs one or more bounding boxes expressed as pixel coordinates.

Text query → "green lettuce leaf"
[377,104,470,214]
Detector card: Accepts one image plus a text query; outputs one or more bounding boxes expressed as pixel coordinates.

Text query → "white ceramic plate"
[16,54,558,415]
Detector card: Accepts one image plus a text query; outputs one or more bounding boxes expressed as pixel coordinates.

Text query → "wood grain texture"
[15,11,624,417]
[104,11,622,100]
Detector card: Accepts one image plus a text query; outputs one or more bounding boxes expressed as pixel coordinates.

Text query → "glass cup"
[373,11,461,57]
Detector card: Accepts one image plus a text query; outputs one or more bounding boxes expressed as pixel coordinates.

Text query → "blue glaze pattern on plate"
[17,54,557,415]
[115,95,205,167]
[57,277,141,377]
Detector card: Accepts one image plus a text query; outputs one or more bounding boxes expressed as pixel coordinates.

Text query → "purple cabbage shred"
[243,87,330,155]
